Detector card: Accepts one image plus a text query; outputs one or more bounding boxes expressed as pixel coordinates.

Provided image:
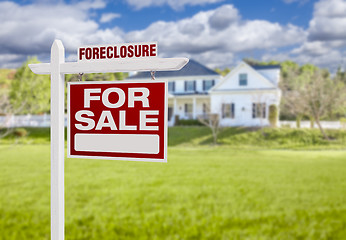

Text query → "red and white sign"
[68,80,167,162]
[78,42,157,62]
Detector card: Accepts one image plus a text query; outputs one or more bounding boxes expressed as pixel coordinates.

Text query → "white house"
[128,60,281,127]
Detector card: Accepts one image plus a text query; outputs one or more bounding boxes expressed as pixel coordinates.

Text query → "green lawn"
[1,143,346,239]
[2,126,346,149]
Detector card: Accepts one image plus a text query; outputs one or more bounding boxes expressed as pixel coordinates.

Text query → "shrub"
[341,118,346,129]
[175,119,203,126]
[13,128,28,137]
[268,105,278,128]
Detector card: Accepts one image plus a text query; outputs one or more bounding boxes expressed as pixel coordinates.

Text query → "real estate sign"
[68,80,167,162]
[28,39,187,240]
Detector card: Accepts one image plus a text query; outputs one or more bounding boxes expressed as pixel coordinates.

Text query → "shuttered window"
[252,103,266,118]
[222,103,235,118]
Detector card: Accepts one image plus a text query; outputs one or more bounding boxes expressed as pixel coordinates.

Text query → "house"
[210,62,281,127]
[128,60,281,127]
[128,59,221,126]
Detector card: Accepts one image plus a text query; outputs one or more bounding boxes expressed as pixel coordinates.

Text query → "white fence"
[0,114,344,129]
[0,114,67,128]
[279,120,344,129]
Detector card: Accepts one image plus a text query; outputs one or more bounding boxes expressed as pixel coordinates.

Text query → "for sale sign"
[68,80,167,162]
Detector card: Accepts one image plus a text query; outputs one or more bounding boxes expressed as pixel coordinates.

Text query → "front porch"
[167,95,210,126]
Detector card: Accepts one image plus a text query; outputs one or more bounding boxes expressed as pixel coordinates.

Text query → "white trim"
[29,57,189,74]
[132,75,220,82]
[210,89,280,95]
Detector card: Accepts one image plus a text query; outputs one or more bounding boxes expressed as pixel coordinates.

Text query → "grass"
[0,127,346,239]
[1,126,346,149]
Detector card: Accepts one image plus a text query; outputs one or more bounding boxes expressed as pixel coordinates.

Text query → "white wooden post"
[173,98,177,123]
[193,97,196,119]
[50,40,65,240]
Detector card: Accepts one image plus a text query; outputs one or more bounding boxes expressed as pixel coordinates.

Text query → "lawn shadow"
[168,126,211,146]
[199,127,259,145]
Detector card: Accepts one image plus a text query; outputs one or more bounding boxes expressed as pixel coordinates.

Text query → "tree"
[196,102,221,145]
[197,113,220,145]
[214,67,231,76]
[0,86,24,138]
[282,67,346,139]
[10,57,50,114]
[243,58,280,67]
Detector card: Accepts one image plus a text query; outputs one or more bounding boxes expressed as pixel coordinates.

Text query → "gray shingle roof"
[128,59,220,79]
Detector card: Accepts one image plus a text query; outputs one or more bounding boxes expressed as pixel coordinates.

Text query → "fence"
[0,114,66,128]
[0,114,344,129]
[279,120,343,129]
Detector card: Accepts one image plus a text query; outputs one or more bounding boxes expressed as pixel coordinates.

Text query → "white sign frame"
[67,80,168,162]
[28,39,188,240]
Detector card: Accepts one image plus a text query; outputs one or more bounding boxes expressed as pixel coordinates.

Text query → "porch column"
[174,98,177,119]
[193,97,196,119]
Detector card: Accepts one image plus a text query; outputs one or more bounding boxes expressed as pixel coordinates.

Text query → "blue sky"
[1,0,345,72]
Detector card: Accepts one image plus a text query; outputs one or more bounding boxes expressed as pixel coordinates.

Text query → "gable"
[211,62,276,92]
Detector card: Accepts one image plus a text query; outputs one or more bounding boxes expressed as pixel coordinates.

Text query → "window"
[185,81,196,92]
[252,103,266,118]
[168,82,175,93]
[222,103,235,118]
[184,103,193,118]
[203,80,215,91]
[239,73,247,86]
[203,103,208,114]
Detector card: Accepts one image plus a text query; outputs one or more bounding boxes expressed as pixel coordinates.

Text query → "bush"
[175,119,203,126]
[13,128,28,137]
[341,118,346,129]
[268,105,278,127]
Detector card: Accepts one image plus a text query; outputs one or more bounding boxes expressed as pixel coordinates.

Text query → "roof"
[251,65,281,70]
[128,59,220,79]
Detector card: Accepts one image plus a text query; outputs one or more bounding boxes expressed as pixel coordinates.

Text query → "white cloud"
[125,4,306,61]
[0,0,124,67]
[262,0,346,72]
[1,0,342,73]
[100,13,121,23]
[125,0,224,10]
[308,0,346,41]
[291,41,331,56]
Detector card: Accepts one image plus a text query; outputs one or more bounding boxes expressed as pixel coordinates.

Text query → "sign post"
[29,40,188,240]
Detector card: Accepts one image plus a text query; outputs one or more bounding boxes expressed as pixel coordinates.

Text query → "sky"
[0,0,345,72]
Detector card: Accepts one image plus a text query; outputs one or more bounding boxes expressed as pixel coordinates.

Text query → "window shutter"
[173,82,175,92]
[203,80,205,91]
[252,103,256,118]
[193,81,196,92]
[231,103,235,118]
[184,81,187,91]
[222,104,225,118]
